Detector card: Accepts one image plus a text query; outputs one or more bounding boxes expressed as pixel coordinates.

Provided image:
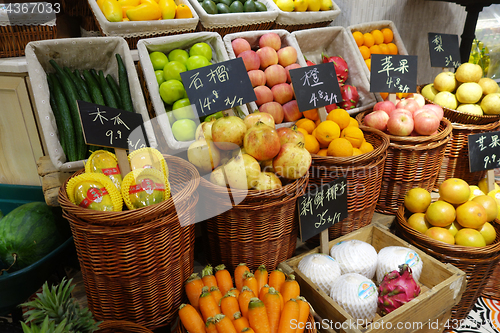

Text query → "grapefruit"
[477,222,497,245]
[487,189,500,220]
[455,201,487,229]
[471,195,498,222]
[425,227,455,245]
[425,200,456,227]
[438,178,470,205]
[478,177,500,194]
[404,188,431,213]
[455,228,486,247]
[445,221,462,237]
[407,212,431,234]
[468,185,485,200]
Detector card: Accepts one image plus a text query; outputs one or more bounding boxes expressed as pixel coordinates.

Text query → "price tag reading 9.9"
[467,131,500,173]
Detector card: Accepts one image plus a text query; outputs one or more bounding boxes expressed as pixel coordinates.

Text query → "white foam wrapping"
[297,253,341,295]
[376,246,423,285]
[265,0,340,26]
[330,240,378,279]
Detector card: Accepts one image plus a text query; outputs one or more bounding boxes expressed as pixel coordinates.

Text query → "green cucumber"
[82,70,106,106]
[73,69,92,101]
[97,70,118,109]
[115,54,134,113]
[64,67,92,103]
[106,74,122,109]
[47,74,67,154]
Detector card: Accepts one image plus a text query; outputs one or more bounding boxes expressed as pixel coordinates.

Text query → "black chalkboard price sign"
[77,100,149,150]
[289,62,342,112]
[468,130,500,173]
[428,32,461,68]
[370,54,418,94]
[180,57,256,117]
[297,177,348,242]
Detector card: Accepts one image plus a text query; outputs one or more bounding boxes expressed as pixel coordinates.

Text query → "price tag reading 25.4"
[370,54,418,94]
[180,57,256,117]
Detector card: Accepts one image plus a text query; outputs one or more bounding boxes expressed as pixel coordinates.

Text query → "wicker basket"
[198,173,308,272]
[97,320,154,333]
[357,111,453,215]
[62,0,93,16]
[482,220,500,301]
[306,126,389,244]
[417,84,500,125]
[0,25,57,58]
[58,155,200,329]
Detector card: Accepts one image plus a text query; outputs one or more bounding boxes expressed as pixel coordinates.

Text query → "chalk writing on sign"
[468,131,500,173]
[428,33,461,68]
[370,54,418,94]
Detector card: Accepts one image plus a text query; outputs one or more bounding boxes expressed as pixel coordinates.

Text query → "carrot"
[229,287,241,299]
[238,286,255,319]
[242,328,255,333]
[263,288,281,333]
[278,292,284,311]
[214,313,237,333]
[202,264,218,289]
[210,286,223,306]
[277,299,300,333]
[248,297,271,333]
[243,272,259,298]
[233,312,250,333]
[220,292,240,321]
[186,273,205,311]
[235,263,251,291]
[295,297,310,333]
[259,284,270,301]
[215,264,234,296]
[280,275,300,304]
[206,317,219,333]
[179,304,206,333]
[254,265,268,295]
[199,286,222,322]
[268,269,286,293]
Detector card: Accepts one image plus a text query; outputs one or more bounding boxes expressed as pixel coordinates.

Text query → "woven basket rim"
[97,320,154,333]
[450,119,500,130]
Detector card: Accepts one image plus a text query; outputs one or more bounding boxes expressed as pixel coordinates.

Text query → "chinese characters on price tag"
[297,177,348,241]
[180,57,256,117]
[370,54,418,94]
[468,131,500,172]
[78,100,149,150]
[428,33,461,68]
[289,62,342,112]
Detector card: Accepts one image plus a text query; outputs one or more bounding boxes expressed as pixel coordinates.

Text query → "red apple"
[238,50,260,71]
[265,64,287,88]
[277,46,298,68]
[259,102,284,124]
[408,93,426,108]
[412,108,427,119]
[277,127,305,145]
[373,100,396,117]
[247,70,266,87]
[414,111,440,135]
[282,100,302,122]
[325,104,338,113]
[422,104,444,120]
[256,46,279,70]
[254,85,273,106]
[232,38,251,57]
[396,98,420,114]
[392,108,413,118]
[285,63,301,83]
[387,112,414,136]
[259,32,281,51]
[364,110,389,131]
[271,83,294,105]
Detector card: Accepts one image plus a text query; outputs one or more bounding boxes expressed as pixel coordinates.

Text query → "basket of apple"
[419,62,500,125]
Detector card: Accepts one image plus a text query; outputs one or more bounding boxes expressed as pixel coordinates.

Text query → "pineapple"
[21,278,100,333]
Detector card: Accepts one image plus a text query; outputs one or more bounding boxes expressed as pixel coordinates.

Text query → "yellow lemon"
[293,0,308,11]
[276,0,294,11]
[319,0,331,10]
[306,0,320,11]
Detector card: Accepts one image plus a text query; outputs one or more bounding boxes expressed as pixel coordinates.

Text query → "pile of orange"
[295,108,374,157]
[352,28,398,71]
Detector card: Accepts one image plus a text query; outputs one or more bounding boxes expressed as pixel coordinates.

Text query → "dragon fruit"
[377,264,421,316]
[322,54,349,86]
[338,84,359,110]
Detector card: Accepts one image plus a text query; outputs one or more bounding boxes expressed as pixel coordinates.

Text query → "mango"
[126,1,162,20]
[101,0,123,22]
[118,0,140,6]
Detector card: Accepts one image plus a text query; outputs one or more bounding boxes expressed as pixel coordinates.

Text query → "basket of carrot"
[177,263,317,333]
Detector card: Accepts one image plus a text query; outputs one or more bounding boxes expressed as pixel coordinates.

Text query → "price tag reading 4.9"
[289,62,342,112]
[297,177,348,242]
[180,57,256,117]
[428,32,461,68]
[77,100,149,150]
[370,54,418,94]
[468,131,500,173]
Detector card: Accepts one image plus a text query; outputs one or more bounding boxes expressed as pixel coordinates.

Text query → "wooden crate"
[279,225,466,333]
[37,156,72,207]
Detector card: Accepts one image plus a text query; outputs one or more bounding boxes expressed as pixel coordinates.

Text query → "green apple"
[421,83,438,101]
[189,42,213,61]
[163,61,187,82]
[186,55,211,71]
[172,98,196,119]
[166,110,176,124]
[149,51,169,71]
[171,119,197,141]
[434,91,458,110]
[155,70,165,86]
[168,48,189,65]
[160,79,186,105]
[456,104,483,116]
[456,82,483,104]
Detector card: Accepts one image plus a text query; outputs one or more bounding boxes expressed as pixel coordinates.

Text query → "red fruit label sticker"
[102,166,120,176]
[129,178,165,195]
[79,187,109,208]
[358,281,376,299]
[405,251,420,267]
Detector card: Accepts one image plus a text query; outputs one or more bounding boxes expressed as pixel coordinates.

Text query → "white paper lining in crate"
[137,32,249,152]
[267,0,340,26]
[87,0,199,38]
[291,26,377,116]
[223,30,307,129]
[346,20,408,102]
[188,0,277,29]
[25,37,157,171]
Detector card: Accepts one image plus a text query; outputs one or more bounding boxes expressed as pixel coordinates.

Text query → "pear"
[478,77,499,95]
[433,72,457,92]
[421,83,438,101]
[456,82,483,104]
[455,63,483,83]
[481,93,500,115]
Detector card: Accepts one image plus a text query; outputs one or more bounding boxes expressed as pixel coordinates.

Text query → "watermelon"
[0,202,67,271]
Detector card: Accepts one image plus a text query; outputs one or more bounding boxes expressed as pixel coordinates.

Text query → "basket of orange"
[296,108,390,242]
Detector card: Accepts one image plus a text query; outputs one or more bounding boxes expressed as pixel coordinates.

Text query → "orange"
[359,45,370,60]
[379,43,389,55]
[456,201,487,229]
[314,120,340,147]
[297,118,316,134]
[175,4,193,18]
[471,195,498,222]
[304,134,320,154]
[387,42,398,55]
[382,28,394,43]
[352,31,364,47]
[328,138,353,157]
[404,187,431,213]
[477,222,497,245]
[425,227,455,245]
[317,149,328,156]
[348,117,359,128]
[359,141,373,153]
[303,108,319,121]
[326,108,350,129]
[425,200,456,227]
[379,92,389,100]
[295,118,308,127]
[371,29,384,45]
[364,58,371,71]
[315,118,321,127]
[352,148,363,156]
[439,178,470,205]
[363,32,374,48]
[446,221,462,237]
[296,127,309,137]
[408,212,432,234]
[341,126,365,148]
[369,44,382,55]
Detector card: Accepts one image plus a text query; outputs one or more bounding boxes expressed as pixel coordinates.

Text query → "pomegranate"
[273,143,311,179]
[260,159,274,173]
[244,122,281,161]
[210,165,227,187]
[224,153,261,189]
[377,264,421,315]
[195,119,216,141]
[253,172,282,191]
[276,126,305,146]
[187,139,221,173]
[243,112,275,130]
[211,116,247,150]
